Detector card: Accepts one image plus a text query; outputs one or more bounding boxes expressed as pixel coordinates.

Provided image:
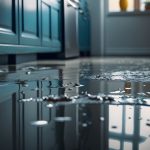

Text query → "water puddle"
[1,58,150,150]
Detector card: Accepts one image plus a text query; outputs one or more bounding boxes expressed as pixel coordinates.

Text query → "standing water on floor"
[0,58,150,150]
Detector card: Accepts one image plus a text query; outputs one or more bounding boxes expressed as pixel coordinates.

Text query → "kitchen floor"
[0,57,150,150]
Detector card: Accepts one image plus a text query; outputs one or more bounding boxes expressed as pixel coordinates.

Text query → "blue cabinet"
[42,0,61,49]
[0,0,61,54]
[0,0,18,44]
[78,0,90,54]
[19,0,41,46]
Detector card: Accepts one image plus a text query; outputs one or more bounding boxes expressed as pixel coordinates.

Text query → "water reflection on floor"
[0,57,150,150]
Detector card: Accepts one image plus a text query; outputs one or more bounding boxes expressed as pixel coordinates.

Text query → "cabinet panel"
[23,0,37,34]
[42,0,61,49]
[0,0,62,54]
[0,0,18,44]
[42,2,52,47]
[51,4,61,48]
[51,8,59,40]
[19,0,41,46]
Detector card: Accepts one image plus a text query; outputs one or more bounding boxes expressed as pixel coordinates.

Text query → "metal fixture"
[67,0,84,14]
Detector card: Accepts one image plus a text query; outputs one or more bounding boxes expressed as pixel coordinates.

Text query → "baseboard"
[105,47,150,56]
[8,54,37,65]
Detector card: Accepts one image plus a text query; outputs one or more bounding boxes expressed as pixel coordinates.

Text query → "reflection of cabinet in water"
[11,80,59,150]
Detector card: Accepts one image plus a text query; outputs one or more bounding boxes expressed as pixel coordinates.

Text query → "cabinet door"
[79,0,90,52]
[42,0,61,49]
[19,0,41,46]
[0,0,18,44]
[51,1,61,49]
[64,1,79,58]
[41,1,52,47]
[0,84,18,150]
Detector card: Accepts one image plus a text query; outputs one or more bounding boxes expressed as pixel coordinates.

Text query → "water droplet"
[96,74,101,78]
[36,98,43,102]
[110,90,124,94]
[87,93,103,101]
[137,93,146,96]
[100,117,105,121]
[20,98,33,102]
[111,125,117,129]
[54,117,72,122]
[103,96,115,102]
[19,98,43,102]
[23,84,29,87]
[22,66,36,71]
[0,69,4,73]
[42,77,49,80]
[43,95,72,103]
[68,88,73,91]
[31,87,39,91]
[142,99,150,105]
[87,94,97,100]
[146,123,150,127]
[46,103,54,108]
[39,67,50,70]
[30,120,48,127]
[82,113,87,116]
[125,87,132,90]
[71,95,80,99]
[73,83,84,87]
[26,71,31,75]
[82,123,88,127]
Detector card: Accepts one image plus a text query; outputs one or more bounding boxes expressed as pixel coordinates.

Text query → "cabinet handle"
[67,0,79,9]
[72,0,80,4]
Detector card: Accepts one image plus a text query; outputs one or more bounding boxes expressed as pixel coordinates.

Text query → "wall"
[90,0,150,56]
[105,14,150,56]
[88,0,102,56]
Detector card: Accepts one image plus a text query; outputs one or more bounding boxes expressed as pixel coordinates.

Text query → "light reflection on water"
[0,58,150,150]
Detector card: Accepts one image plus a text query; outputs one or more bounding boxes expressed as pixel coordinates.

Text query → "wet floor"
[0,57,150,150]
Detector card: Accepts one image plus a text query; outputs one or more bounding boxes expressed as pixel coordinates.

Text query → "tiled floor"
[0,57,150,150]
